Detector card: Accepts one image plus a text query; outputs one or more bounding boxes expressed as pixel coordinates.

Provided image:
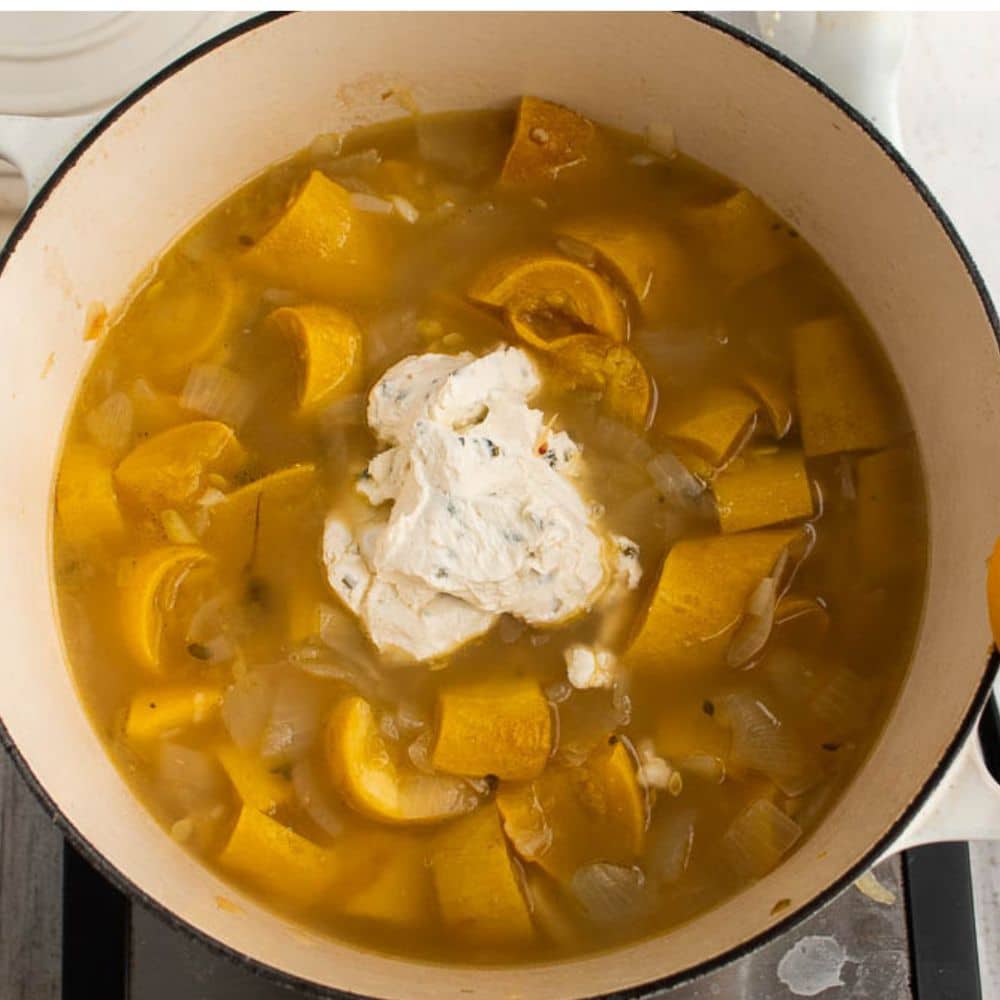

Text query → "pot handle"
[0,111,103,202]
[879,701,1000,861]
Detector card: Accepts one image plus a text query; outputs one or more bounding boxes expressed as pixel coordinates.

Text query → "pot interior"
[1,12,998,998]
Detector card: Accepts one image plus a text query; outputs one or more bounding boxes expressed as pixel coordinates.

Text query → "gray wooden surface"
[0,750,63,1000]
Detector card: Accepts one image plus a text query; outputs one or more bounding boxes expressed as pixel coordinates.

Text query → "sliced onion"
[291,758,345,838]
[646,450,705,506]
[555,235,599,268]
[719,692,821,797]
[157,742,223,813]
[644,122,677,159]
[324,148,380,175]
[222,667,278,752]
[364,307,420,372]
[811,666,878,740]
[498,614,526,645]
[85,391,133,454]
[308,132,343,161]
[390,195,419,224]
[555,691,621,766]
[259,672,324,766]
[394,701,428,734]
[406,730,434,774]
[589,415,655,464]
[679,752,726,784]
[180,364,255,428]
[727,575,779,668]
[647,807,695,884]
[570,863,652,926]
[722,798,801,879]
[350,192,395,215]
[501,785,553,861]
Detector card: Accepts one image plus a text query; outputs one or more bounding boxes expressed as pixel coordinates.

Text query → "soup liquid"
[53,104,926,964]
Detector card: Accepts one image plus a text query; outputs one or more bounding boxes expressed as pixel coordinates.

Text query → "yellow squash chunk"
[496,741,644,882]
[557,217,687,316]
[203,464,316,572]
[856,447,922,580]
[124,258,237,377]
[682,189,792,289]
[56,444,125,551]
[500,96,596,186]
[793,317,897,456]
[432,677,552,781]
[115,421,246,510]
[546,334,653,430]
[242,170,382,300]
[340,834,431,928]
[657,386,759,466]
[218,806,338,906]
[627,528,798,672]
[468,253,627,348]
[124,684,223,742]
[286,576,332,643]
[326,695,479,826]
[711,448,814,534]
[431,804,534,946]
[119,546,210,672]
[215,744,293,814]
[266,305,362,412]
[741,369,794,439]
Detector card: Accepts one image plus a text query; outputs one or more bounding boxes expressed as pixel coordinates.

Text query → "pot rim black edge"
[0,10,998,1000]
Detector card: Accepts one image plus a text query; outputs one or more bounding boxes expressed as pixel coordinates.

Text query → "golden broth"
[53,100,926,964]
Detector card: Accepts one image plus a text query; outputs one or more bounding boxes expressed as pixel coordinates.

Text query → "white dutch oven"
[1,13,999,999]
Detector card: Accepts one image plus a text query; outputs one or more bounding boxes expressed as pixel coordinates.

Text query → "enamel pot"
[1,12,998,999]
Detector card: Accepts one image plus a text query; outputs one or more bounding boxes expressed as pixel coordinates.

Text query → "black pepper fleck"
[702,699,715,716]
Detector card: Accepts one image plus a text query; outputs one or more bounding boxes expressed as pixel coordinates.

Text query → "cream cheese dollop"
[323,345,639,661]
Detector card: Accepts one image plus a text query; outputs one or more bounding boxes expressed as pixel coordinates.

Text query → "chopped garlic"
[636,738,681,793]
[565,644,618,690]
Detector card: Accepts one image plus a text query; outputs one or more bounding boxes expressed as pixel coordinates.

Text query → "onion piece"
[259,672,324,767]
[722,798,801,878]
[390,195,419,224]
[222,667,279,752]
[678,752,726,784]
[644,122,678,160]
[719,692,822,796]
[157,742,224,814]
[308,131,343,161]
[291,757,345,838]
[501,784,553,862]
[324,148,380,175]
[555,236,599,268]
[811,666,879,740]
[180,364,255,428]
[570,863,652,926]
[85,391,133,454]
[646,450,706,507]
[406,729,435,774]
[350,192,395,215]
[647,806,696,884]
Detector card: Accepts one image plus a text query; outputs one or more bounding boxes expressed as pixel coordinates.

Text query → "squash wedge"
[218,806,338,906]
[682,189,793,289]
[496,740,644,882]
[242,171,383,300]
[432,677,552,781]
[266,304,362,413]
[711,448,814,534]
[115,421,246,511]
[546,334,653,430]
[627,529,798,672]
[215,744,293,814]
[657,386,759,466]
[56,444,125,551]
[124,684,223,741]
[794,317,897,456]
[119,545,211,672]
[431,804,534,945]
[469,252,627,348]
[326,695,480,826]
[500,96,596,186]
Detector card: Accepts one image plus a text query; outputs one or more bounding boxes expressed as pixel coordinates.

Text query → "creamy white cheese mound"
[323,346,640,661]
